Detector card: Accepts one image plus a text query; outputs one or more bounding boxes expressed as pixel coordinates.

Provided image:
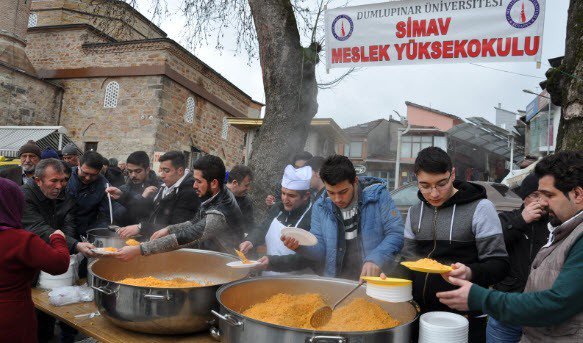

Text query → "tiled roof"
[405,101,465,122]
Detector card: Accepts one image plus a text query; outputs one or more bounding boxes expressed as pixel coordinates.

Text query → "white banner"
[325,0,546,68]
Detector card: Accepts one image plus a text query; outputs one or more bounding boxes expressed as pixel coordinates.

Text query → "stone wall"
[0,0,30,42]
[31,0,166,41]
[156,76,246,169]
[57,76,160,160]
[0,65,62,126]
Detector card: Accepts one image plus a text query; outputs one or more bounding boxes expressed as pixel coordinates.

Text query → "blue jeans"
[487,317,522,343]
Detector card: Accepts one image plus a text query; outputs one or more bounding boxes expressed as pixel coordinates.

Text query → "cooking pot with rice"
[212,276,420,343]
[89,249,248,334]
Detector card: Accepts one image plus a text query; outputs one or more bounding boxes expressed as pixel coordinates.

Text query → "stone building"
[0,0,262,169]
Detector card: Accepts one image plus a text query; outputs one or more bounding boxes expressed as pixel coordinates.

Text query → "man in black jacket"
[106,151,161,226]
[115,151,199,238]
[22,158,95,256]
[116,155,243,260]
[486,173,550,342]
[401,147,509,343]
[20,158,95,343]
[240,164,314,274]
[226,165,254,234]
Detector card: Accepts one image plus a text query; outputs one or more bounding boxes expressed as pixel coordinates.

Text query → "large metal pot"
[89,249,249,334]
[86,228,143,249]
[213,276,420,343]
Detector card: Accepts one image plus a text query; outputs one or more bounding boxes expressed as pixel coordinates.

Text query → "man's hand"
[76,242,96,257]
[442,262,472,283]
[281,235,300,251]
[142,186,158,199]
[50,230,66,239]
[265,195,275,207]
[105,187,123,200]
[360,262,382,280]
[239,241,254,254]
[117,225,140,238]
[115,245,141,262]
[151,228,169,241]
[436,277,473,311]
[522,201,543,224]
[256,256,269,270]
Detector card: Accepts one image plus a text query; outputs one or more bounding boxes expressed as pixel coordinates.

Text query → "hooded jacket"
[297,177,404,277]
[495,207,549,293]
[140,188,243,255]
[115,170,162,226]
[402,180,509,314]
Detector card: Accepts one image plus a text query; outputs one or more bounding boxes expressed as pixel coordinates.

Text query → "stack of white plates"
[365,282,413,303]
[419,312,469,343]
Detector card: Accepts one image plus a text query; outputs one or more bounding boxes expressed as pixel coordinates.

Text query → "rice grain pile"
[117,276,204,288]
[242,293,400,331]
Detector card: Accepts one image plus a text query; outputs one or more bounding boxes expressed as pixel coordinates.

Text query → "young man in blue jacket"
[284,155,404,280]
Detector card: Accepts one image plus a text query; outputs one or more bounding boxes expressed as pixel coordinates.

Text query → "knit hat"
[18,140,41,158]
[41,147,59,160]
[517,173,539,200]
[62,143,79,156]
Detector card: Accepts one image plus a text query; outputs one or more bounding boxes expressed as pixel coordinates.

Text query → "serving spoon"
[310,282,363,328]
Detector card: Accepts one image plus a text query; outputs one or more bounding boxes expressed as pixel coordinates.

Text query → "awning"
[0,126,80,157]
[447,118,524,162]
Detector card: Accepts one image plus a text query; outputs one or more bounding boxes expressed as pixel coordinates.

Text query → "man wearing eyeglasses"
[402,147,509,343]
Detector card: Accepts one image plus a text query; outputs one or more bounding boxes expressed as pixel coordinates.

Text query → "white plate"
[281,227,317,246]
[91,248,118,256]
[226,260,261,268]
[421,311,469,330]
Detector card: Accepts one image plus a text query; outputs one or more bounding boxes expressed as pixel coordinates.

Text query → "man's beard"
[199,189,214,201]
[22,164,35,173]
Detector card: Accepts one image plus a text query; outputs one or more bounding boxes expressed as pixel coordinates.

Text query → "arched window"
[103,81,119,108]
[184,97,195,123]
[28,13,38,28]
[221,117,229,140]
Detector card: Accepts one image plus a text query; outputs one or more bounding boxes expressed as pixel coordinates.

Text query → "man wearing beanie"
[240,164,315,275]
[40,147,59,160]
[485,172,550,342]
[18,140,41,185]
[61,143,80,166]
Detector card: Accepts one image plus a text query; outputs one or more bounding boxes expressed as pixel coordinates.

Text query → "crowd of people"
[0,139,581,343]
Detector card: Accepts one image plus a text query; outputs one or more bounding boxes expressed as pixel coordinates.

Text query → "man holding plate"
[284,155,404,281]
[240,164,316,275]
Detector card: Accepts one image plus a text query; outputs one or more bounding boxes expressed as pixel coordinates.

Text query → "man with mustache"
[105,151,162,226]
[18,140,41,185]
[437,151,583,343]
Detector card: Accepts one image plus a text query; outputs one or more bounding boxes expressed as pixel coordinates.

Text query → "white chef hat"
[281,165,312,191]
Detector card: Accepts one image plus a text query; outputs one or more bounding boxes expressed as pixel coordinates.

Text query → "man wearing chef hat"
[240,164,315,275]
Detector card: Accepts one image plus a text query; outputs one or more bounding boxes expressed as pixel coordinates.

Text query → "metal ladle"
[310,282,363,328]
[105,183,119,232]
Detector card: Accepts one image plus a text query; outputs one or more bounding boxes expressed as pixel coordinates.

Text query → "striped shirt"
[340,186,359,240]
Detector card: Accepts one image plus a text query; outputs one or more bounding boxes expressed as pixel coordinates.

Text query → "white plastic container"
[38,255,78,290]
[419,311,469,343]
[365,282,413,303]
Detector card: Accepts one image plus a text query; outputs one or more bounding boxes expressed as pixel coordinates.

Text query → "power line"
[468,63,546,79]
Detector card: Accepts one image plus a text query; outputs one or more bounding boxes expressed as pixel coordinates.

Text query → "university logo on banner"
[325,0,546,68]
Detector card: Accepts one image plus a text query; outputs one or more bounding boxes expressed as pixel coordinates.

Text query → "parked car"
[390,181,522,222]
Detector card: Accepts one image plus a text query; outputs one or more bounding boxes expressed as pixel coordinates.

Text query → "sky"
[133,0,570,128]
